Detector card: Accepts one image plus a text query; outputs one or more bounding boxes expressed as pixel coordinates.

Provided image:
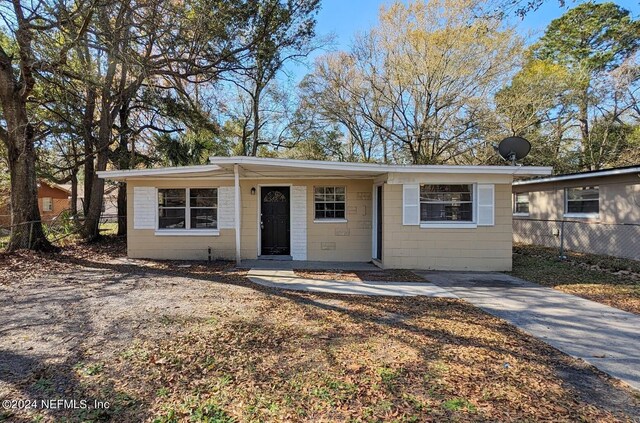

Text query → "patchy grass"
[510,244,640,314]
[0,220,119,252]
[0,232,8,250]
[99,221,119,236]
[294,269,428,282]
[0,242,639,421]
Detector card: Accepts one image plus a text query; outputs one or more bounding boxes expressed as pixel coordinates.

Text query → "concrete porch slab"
[239,260,380,271]
[247,269,457,298]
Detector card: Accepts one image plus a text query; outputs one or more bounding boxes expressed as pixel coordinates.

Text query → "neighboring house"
[512,165,640,260]
[0,186,9,229]
[38,180,72,222]
[98,157,550,271]
[60,183,120,222]
[0,180,71,229]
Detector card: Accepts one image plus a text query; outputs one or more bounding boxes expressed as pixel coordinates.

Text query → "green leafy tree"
[304,0,523,164]
[494,58,581,173]
[0,0,91,251]
[531,2,640,169]
[221,0,321,156]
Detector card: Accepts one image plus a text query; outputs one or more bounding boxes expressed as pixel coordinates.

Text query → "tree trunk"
[1,101,55,252]
[250,85,262,156]
[82,87,97,215]
[82,148,108,241]
[578,89,591,171]
[117,183,126,236]
[116,102,130,236]
[70,169,78,216]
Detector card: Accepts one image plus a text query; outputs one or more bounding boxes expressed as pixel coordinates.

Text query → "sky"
[283,0,640,83]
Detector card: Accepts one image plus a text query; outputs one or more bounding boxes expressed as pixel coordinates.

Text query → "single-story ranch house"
[512,164,640,260]
[98,157,551,271]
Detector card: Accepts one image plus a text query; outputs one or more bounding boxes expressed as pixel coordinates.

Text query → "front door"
[260,187,290,255]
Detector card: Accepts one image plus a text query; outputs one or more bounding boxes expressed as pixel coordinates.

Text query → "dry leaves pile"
[1,240,638,422]
[103,295,636,422]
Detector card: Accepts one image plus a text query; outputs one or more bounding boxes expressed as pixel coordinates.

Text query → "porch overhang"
[97,157,552,181]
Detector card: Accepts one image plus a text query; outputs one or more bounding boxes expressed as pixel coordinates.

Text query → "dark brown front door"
[261,187,290,255]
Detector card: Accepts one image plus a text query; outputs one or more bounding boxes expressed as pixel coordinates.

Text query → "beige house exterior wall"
[126,179,236,260]
[126,175,517,270]
[126,178,374,262]
[512,173,640,224]
[381,183,513,271]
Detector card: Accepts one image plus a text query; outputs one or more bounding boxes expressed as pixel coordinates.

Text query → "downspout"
[234,164,241,265]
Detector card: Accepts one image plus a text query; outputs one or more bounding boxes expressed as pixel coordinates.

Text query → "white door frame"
[372,182,384,261]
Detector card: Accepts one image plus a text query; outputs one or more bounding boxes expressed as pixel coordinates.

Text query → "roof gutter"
[97,164,222,180]
[513,166,640,186]
[208,156,552,176]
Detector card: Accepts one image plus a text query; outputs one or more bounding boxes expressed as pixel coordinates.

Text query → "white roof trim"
[513,166,640,186]
[97,157,552,180]
[97,164,221,179]
[208,156,551,176]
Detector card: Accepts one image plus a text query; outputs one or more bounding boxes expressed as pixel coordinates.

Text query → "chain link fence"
[0,212,120,250]
[513,218,640,261]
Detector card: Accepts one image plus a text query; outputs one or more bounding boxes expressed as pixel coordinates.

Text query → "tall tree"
[494,58,580,173]
[221,0,320,156]
[305,0,522,164]
[0,0,91,251]
[77,0,259,240]
[531,2,640,170]
[300,51,390,163]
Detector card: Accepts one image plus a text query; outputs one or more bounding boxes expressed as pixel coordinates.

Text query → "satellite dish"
[495,136,531,166]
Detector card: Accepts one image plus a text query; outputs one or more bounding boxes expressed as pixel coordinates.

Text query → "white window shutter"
[477,184,495,226]
[403,184,420,226]
[133,187,156,229]
[218,187,235,229]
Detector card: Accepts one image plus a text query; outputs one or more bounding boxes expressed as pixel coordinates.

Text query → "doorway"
[375,185,383,260]
[260,186,291,255]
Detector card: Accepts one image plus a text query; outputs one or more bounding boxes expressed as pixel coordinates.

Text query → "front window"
[314,186,346,220]
[566,186,599,215]
[190,189,218,229]
[420,184,473,222]
[158,188,218,230]
[513,192,529,215]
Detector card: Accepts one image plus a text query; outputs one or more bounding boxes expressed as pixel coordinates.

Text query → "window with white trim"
[513,192,529,215]
[314,186,346,220]
[42,197,53,212]
[420,184,473,222]
[158,188,218,230]
[565,186,599,215]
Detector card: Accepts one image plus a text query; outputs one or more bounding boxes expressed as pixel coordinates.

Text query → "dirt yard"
[1,238,639,422]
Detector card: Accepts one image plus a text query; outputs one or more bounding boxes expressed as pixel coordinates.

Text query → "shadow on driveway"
[419,271,640,392]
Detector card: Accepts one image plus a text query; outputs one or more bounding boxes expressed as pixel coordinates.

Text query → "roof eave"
[97,164,222,180]
[208,156,552,176]
[513,166,640,186]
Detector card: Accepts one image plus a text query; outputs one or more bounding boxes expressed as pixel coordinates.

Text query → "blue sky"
[284,0,640,83]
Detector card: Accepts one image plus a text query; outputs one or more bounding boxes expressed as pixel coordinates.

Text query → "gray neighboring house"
[512,165,640,260]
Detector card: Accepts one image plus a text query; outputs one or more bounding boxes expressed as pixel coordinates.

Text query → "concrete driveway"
[417,271,640,391]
